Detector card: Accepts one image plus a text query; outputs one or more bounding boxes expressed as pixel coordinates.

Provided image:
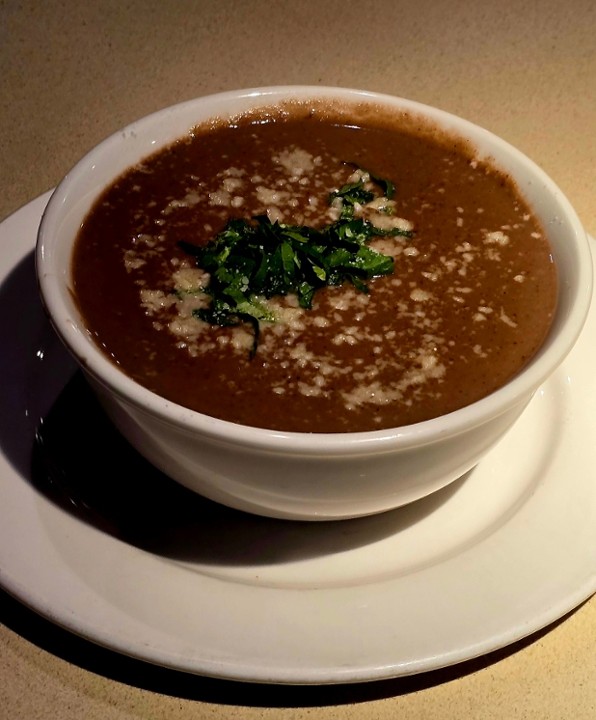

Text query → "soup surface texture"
[72,103,557,432]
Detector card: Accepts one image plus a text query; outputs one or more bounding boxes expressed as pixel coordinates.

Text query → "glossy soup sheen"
[72,103,557,433]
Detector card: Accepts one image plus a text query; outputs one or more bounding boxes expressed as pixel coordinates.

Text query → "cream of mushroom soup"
[71,104,557,432]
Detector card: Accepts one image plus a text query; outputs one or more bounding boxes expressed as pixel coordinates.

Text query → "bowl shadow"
[31,370,469,566]
[0,250,469,569]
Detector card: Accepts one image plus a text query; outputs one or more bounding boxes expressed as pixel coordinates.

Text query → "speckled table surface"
[1,1,596,718]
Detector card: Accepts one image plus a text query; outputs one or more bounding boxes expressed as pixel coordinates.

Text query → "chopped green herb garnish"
[180,168,413,356]
[329,182,375,218]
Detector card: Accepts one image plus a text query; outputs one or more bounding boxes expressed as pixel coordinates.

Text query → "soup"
[71,103,557,433]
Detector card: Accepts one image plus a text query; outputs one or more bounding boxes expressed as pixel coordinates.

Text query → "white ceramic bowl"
[36,86,592,520]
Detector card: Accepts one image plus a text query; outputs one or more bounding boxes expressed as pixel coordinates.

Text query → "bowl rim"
[36,85,594,455]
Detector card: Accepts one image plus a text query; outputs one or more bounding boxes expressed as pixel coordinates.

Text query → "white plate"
[1,192,596,685]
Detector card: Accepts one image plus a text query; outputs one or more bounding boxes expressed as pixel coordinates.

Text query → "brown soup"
[72,104,557,432]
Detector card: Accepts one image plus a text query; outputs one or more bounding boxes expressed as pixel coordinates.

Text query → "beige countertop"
[1,1,595,717]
